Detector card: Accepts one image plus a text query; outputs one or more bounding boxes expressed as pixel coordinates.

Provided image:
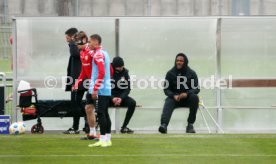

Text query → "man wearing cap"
[110,57,136,134]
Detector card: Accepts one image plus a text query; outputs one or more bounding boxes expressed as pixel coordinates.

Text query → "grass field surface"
[0,134,276,164]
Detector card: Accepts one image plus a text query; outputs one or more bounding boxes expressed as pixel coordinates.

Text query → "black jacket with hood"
[65,41,82,91]
[111,64,131,100]
[164,53,200,98]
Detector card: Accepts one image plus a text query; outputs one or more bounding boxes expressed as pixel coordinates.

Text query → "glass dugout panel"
[15,17,116,100]
[119,18,218,107]
[221,18,276,78]
[221,17,276,107]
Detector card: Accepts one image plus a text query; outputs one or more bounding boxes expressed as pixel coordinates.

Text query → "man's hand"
[71,86,77,91]
[92,92,98,100]
[179,93,188,100]
[174,95,180,102]
[116,98,122,106]
[112,97,122,106]
[112,98,118,104]
[77,45,82,49]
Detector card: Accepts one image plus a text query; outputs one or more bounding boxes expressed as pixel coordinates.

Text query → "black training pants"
[160,94,199,126]
[97,96,111,135]
[71,90,87,130]
[110,96,136,128]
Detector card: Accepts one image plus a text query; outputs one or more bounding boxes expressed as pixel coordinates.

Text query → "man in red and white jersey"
[72,31,98,140]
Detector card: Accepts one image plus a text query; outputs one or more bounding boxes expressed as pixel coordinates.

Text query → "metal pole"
[199,106,211,133]
[115,19,119,57]
[201,105,224,133]
[115,108,120,134]
[216,18,222,133]
[12,17,17,122]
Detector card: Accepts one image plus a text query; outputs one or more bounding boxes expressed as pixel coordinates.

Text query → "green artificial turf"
[0,134,276,164]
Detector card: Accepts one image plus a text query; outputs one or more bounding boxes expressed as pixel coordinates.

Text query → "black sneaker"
[186,124,196,133]
[158,124,167,134]
[120,127,134,134]
[62,128,80,134]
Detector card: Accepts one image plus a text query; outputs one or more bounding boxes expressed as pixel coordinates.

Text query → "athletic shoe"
[158,124,167,134]
[88,141,103,147]
[106,141,112,147]
[80,134,99,141]
[88,141,112,148]
[62,128,80,134]
[102,141,112,147]
[88,141,106,147]
[120,127,134,134]
[186,124,196,133]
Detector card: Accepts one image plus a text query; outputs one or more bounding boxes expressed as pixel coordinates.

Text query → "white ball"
[17,121,26,134]
[9,122,26,135]
[9,122,20,135]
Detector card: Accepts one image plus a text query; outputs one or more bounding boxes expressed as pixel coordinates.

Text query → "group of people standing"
[63,27,200,147]
[64,28,136,147]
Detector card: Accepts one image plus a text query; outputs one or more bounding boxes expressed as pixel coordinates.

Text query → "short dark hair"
[90,34,102,44]
[65,28,78,36]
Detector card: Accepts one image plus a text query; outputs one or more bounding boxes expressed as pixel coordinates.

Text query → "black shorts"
[86,93,95,105]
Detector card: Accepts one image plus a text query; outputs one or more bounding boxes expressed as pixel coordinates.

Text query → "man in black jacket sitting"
[110,57,136,134]
[159,53,200,134]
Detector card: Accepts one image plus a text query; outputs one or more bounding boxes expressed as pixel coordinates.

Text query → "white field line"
[2,134,276,139]
[0,154,276,158]
[111,135,276,139]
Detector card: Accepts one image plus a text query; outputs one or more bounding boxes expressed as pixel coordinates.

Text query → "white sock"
[106,133,111,142]
[100,135,106,142]
[89,127,96,136]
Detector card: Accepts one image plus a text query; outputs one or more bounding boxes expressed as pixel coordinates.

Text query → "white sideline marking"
[0,154,276,158]
[111,135,276,139]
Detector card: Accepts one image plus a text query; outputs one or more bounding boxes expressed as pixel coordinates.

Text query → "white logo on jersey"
[94,52,105,63]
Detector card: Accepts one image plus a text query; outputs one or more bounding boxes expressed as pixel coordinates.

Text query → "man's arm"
[186,71,200,96]
[110,63,114,77]
[93,53,105,93]
[164,72,176,98]
[69,42,79,58]
[118,71,130,99]
[72,65,86,90]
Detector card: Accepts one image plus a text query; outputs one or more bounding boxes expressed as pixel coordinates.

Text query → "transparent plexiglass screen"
[16,18,116,99]
[14,17,276,132]
[221,18,276,78]
[120,18,217,107]
[221,18,276,107]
